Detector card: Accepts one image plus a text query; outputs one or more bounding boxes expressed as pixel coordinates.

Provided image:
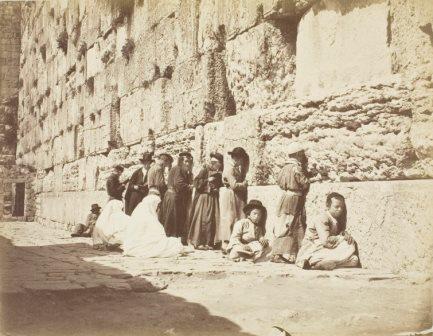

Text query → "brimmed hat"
[91,203,101,212]
[243,199,266,215]
[140,152,154,163]
[228,147,248,158]
[210,152,223,163]
[158,153,173,163]
[179,152,193,159]
[286,142,305,155]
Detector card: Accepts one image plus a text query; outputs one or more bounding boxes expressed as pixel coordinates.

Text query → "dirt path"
[0,222,431,336]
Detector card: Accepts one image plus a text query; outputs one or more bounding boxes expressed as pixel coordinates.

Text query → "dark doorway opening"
[13,182,25,217]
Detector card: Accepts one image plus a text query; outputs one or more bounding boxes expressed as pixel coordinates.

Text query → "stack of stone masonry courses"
[0,2,35,221]
[15,0,433,273]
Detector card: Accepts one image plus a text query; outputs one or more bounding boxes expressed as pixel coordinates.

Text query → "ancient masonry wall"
[0,2,35,221]
[16,0,433,272]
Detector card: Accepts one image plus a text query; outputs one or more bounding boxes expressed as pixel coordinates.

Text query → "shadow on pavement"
[0,236,255,336]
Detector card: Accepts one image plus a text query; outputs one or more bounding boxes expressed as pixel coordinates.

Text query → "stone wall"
[0,96,18,165]
[0,1,21,102]
[14,0,433,272]
[0,2,34,221]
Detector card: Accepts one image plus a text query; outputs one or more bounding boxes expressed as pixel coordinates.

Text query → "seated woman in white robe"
[122,189,191,258]
[92,200,130,249]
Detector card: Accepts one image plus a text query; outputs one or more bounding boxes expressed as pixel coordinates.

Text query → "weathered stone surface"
[295,0,393,98]
[260,82,422,183]
[226,21,296,112]
[37,191,107,230]
[389,0,433,170]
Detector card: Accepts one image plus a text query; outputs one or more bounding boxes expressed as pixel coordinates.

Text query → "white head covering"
[122,193,184,258]
[286,142,305,155]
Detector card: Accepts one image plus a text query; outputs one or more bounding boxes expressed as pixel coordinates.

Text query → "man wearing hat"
[216,146,249,251]
[125,152,154,215]
[226,199,269,262]
[160,152,194,244]
[107,165,126,201]
[71,203,101,237]
[271,141,311,263]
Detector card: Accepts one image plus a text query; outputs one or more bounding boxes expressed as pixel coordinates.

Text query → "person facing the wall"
[106,165,126,201]
[271,142,311,264]
[124,152,153,215]
[147,153,174,200]
[188,152,224,250]
[295,192,360,270]
[160,152,194,245]
[216,147,249,252]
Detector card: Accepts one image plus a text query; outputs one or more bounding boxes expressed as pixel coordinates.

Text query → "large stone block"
[154,128,196,159]
[86,43,104,79]
[202,120,225,162]
[37,190,107,230]
[226,21,296,112]
[79,0,101,48]
[141,79,170,136]
[198,0,261,51]
[119,88,145,145]
[249,179,433,273]
[259,83,421,183]
[117,32,158,97]
[295,0,393,98]
[131,0,180,39]
[222,110,265,184]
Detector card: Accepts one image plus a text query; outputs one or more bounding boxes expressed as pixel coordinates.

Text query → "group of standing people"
[74,143,360,271]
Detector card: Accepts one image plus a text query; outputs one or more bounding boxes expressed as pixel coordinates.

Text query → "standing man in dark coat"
[124,152,153,215]
[106,165,126,201]
[160,152,193,245]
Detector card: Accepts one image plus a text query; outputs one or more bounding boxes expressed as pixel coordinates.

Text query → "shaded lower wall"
[36,179,433,274]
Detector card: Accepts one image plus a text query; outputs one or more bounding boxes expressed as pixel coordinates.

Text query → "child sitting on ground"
[71,204,101,238]
[296,192,360,270]
[227,200,270,262]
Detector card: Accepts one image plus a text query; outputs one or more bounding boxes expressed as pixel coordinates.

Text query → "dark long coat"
[160,165,193,241]
[188,166,222,247]
[124,168,149,215]
[106,173,125,201]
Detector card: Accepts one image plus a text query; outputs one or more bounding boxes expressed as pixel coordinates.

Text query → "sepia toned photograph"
[0,0,432,335]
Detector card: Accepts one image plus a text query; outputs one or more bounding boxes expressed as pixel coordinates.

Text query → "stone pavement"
[0,222,431,336]
[0,222,427,294]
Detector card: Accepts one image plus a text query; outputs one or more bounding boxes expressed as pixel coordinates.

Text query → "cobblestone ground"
[0,222,431,336]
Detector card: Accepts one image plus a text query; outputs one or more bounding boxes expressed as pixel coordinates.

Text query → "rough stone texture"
[0,97,18,165]
[389,0,433,174]
[249,179,433,274]
[0,2,21,101]
[260,81,421,183]
[226,21,297,112]
[295,0,393,98]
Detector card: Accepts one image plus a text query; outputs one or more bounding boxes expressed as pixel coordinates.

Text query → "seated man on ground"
[296,192,360,270]
[71,203,101,237]
[227,200,270,262]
